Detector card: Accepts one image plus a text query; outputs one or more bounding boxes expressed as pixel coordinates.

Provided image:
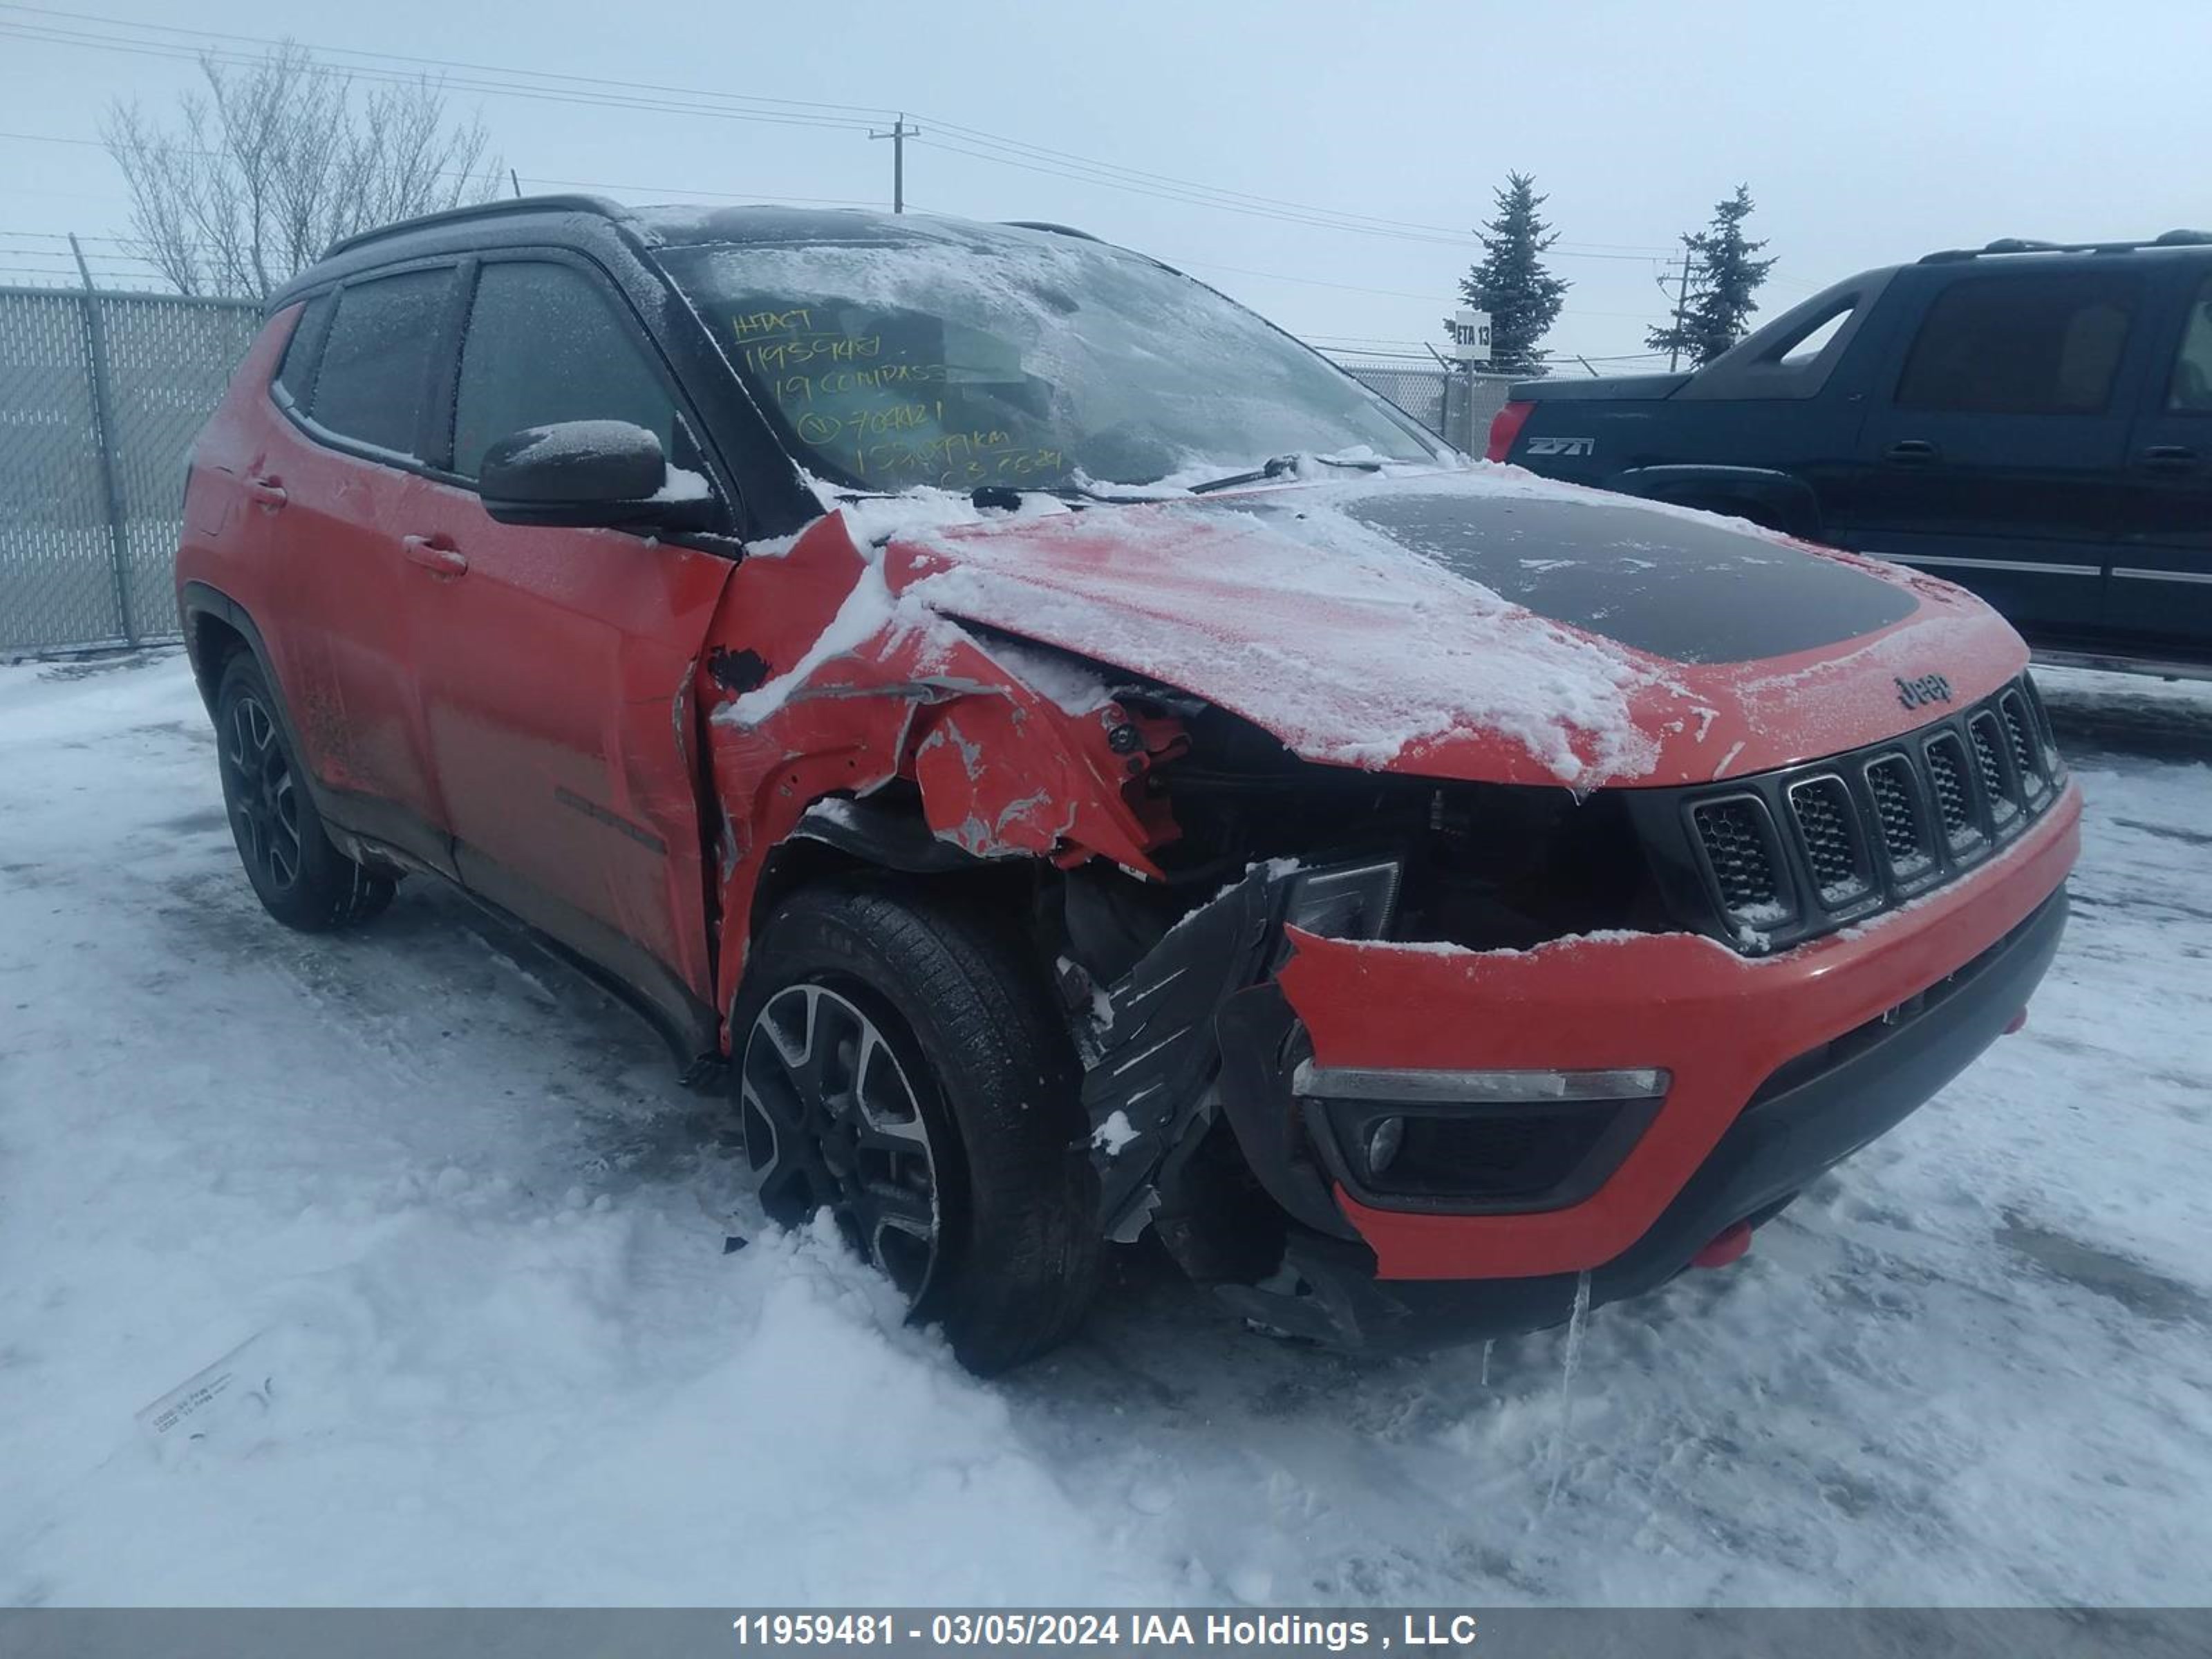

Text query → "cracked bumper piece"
[1216,785,2079,1351]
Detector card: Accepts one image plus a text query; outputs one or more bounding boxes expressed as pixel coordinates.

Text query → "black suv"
[1490,232,2212,673]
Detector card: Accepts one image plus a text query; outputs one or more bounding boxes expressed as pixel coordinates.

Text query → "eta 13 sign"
[1451,308,1492,364]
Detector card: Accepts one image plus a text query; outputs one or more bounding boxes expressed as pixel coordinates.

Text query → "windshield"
[654,222,1443,493]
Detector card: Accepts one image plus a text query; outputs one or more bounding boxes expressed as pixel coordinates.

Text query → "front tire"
[732,882,1101,1373]
[213,654,395,932]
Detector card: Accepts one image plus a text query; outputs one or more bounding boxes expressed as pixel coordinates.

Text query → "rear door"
[265,262,460,870]
[1850,266,2157,641]
[2110,268,2212,656]
[399,252,738,1027]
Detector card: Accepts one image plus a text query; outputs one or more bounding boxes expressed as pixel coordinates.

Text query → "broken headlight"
[1280,859,1402,941]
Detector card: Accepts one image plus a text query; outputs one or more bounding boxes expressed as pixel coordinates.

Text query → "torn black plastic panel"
[1081,865,1288,1240]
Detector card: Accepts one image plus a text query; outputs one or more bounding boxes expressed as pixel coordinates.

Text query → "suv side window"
[2168,277,2212,412]
[272,292,330,405]
[1895,272,2140,415]
[307,268,452,455]
[451,260,677,480]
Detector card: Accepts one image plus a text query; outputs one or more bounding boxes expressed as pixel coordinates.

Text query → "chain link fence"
[1,280,1530,658]
[1326,359,1524,455]
[1,283,259,657]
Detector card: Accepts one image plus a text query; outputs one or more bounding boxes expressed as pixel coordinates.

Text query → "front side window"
[1895,271,2139,415]
[308,268,451,455]
[654,224,1442,494]
[452,261,677,479]
[2167,277,2212,412]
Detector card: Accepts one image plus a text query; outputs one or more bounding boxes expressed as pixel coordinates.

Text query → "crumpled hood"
[881,468,2027,790]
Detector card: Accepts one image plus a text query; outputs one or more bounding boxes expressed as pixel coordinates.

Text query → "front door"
[1850,267,2157,645]
[2110,270,2212,659]
[400,254,738,1029]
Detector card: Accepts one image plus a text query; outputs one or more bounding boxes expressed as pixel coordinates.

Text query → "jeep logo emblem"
[1895,673,1953,710]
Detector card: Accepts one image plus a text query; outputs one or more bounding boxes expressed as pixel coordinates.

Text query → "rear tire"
[213,654,395,932]
[731,881,1101,1374]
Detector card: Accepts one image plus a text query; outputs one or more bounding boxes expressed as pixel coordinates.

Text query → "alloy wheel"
[740,982,944,1299]
[222,693,302,892]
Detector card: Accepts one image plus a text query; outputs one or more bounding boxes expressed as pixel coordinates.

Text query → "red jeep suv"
[178,196,2080,1371]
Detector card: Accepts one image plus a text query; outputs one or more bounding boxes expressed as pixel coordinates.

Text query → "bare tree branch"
[100,101,205,295]
[101,42,502,300]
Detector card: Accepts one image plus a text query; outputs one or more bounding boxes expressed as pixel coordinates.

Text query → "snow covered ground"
[2,649,2207,1607]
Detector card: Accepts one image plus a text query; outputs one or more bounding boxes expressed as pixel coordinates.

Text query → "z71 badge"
[1526,435,1595,458]
[1895,672,1954,709]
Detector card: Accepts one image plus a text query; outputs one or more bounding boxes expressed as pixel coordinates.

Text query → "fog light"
[1291,1062,1669,1104]
[1363,1115,1405,1177]
[1295,1064,1668,1212]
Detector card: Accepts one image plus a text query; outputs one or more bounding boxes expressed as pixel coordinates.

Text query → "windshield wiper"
[1185,453,1385,495]
[968,482,1149,511]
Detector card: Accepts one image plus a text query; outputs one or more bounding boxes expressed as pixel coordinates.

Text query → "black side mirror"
[477,420,715,531]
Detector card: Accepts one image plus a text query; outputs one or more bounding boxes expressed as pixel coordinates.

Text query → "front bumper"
[1211,782,2080,1347]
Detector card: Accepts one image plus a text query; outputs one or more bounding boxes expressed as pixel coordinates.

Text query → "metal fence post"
[68,234,138,646]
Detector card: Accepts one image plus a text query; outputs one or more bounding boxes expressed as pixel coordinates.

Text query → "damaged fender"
[697,510,1187,1029]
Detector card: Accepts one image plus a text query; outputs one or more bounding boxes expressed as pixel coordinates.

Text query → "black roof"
[276,194,1120,312]
[321,192,633,258]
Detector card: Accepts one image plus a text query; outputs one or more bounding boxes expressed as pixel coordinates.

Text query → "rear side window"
[451,261,676,479]
[271,293,329,404]
[1895,272,2139,415]
[308,268,452,456]
[1777,303,1850,365]
[2168,276,2212,412]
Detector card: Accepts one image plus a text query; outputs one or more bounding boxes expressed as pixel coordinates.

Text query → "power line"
[0,1,903,123]
[912,132,1678,259]
[924,113,1673,253]
[512,176,879,208]
[0,20,882,135]
[1166,253,1668,322]
[0,3,1681,263]
[0,133,891,215]
[0,2,1718,337]
[0,128,104,148]
[0,124,1671,328]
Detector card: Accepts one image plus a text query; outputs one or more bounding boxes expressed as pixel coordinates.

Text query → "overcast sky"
[4,0,2209,368]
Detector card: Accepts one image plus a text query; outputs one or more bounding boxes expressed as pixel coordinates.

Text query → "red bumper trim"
[1278,784,2081,1281]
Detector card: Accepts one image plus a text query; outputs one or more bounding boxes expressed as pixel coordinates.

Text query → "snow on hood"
[885,469,1696,787]
[733,465,2021,791]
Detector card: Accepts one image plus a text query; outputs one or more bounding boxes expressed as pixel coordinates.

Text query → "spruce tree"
[1446,171,1569,375]
[1647,185,1777,369]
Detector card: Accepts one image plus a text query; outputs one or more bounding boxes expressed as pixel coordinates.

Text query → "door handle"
[1884,440,1940,465]
[2140,444,2198,473]
[245,474,288,508]
[402,534,468,577]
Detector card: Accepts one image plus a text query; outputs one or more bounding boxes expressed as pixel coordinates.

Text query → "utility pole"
[1658,247,1698,372]
[870,115,917,213]
[509,167,523,200]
